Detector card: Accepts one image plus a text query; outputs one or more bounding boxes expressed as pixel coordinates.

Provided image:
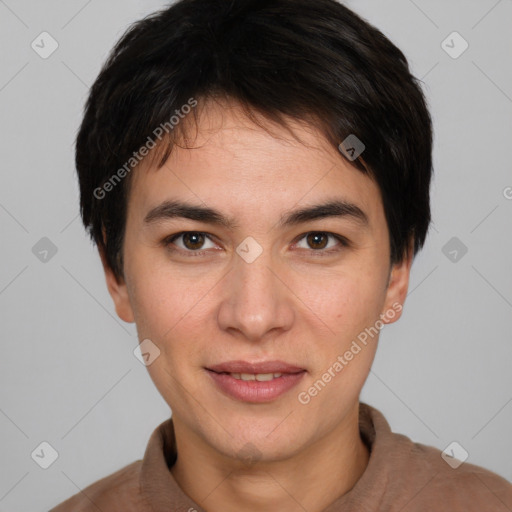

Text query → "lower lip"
[206,369,306,403]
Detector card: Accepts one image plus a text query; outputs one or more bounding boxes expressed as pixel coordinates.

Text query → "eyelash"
[162,231,349,257]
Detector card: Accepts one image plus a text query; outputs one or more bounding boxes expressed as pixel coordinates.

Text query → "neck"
[170,404,370,512]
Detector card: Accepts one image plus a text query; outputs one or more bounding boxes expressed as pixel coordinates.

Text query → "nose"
[216,242,295,343]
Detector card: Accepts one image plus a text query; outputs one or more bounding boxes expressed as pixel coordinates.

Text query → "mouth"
[215,372,287,381]
[205,360,306,403]
[206,360,305,374]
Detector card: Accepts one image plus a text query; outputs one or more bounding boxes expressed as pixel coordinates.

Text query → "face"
[103,98,412,463]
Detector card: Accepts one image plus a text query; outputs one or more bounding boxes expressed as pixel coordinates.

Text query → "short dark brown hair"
[76,0,433,281]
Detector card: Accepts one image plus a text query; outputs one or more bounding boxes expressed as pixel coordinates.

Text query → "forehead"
[128,99,384,229]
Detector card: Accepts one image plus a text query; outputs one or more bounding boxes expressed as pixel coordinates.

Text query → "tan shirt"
[49,402,512,511]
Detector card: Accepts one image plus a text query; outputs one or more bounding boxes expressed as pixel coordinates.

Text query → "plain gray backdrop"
[0,0,511,510]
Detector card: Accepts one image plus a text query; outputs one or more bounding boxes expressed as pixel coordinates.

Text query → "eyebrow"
[143,199,369,230]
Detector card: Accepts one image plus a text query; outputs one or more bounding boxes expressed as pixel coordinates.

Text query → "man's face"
[104,98,411,462]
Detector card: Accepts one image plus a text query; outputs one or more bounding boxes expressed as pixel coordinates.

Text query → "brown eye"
[294,231,348,255]
[181,232,206,250]
[164,232,217,253]
[306,232,329,250]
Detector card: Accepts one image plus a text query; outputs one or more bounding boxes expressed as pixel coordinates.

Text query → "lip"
[205,360,306,403]
[207,360,305,374]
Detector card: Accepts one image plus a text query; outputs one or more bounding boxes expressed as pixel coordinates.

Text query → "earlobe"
[99,247,135,324]
[380,240,414,324]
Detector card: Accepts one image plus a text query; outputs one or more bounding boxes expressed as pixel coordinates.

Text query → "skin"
[101,97,413,512]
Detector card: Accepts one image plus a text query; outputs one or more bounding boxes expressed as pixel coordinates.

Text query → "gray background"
[0,0,511,510]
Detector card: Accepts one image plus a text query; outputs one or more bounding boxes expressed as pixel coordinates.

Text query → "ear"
[380,238,414,325]
[99,245,135,324]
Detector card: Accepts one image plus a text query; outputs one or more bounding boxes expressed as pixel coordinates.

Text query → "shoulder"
[49,460,147,512]
[360,404,512,510]
[398,437,512,510]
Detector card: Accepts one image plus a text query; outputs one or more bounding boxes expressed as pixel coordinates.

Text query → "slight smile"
[205,360,307,403]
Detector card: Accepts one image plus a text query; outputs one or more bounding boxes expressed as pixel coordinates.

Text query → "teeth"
[229,372,282,381]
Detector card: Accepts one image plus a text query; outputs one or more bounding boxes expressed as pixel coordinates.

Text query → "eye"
[162,230,349,257]
[163,231,218,254]
[294,232,348,255]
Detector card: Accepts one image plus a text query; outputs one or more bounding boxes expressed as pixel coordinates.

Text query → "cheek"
[127,262,214,360]
[128,269,209,400]
[292,266,386,332]
[131,276,189,338]
[126,247,185,327]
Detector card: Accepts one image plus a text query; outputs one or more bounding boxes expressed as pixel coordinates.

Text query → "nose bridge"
[217,237,293,340]
[235,239,276,299]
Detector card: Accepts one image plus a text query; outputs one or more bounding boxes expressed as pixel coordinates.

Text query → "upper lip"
[206,360,305,374]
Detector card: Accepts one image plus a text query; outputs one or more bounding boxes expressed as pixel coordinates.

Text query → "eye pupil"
[307,232,328,250]
[183,232,204,250]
